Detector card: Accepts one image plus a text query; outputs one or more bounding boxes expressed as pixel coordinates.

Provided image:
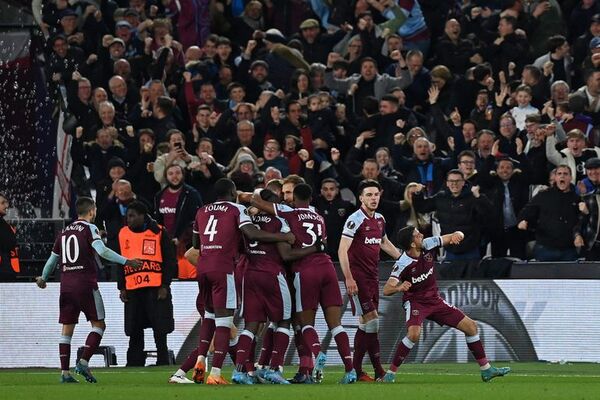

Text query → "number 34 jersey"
[274,204,332,269]
[193,201,252,274]
[52,219,104,292]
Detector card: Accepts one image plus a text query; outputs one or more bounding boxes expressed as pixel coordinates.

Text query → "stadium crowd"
[20,0,600,278]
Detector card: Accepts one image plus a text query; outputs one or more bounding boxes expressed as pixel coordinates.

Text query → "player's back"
[343,207,386,277]
[194,201,251,273]
[274,204,331,268]
[246,213,287,274]
[53,219,103,291]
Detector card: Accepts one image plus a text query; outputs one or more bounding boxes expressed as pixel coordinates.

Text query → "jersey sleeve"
[277,217,291,234]
[274,203,294,217]
[341,211,363,239]
[87,223,103,243]
[52,235,61,257]
[423,236,442,251]
[237,205,253,228]
[389,253,412,280]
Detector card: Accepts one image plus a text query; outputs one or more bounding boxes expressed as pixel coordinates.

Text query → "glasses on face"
[459,160,475,165]
[447,179,464,184]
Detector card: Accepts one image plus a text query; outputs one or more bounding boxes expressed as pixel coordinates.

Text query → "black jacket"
[314,196,354,261]
[482,172,530,234]
[518,186,582,250]
[154,184,203,240]
[413,187,493,254]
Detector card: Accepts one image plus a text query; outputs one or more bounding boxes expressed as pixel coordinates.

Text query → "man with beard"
[154,164,202,278]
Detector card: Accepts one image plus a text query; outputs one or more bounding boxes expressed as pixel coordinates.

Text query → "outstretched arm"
[92,240,142,267]
[439,231,465,247]
[36,252,59,288]
[249,192,277,216]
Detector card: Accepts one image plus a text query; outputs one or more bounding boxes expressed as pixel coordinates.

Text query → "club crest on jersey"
[346,221,356,230]
[338,208,347,217]
[365,226,371,231]
[424,253,433,262]
[412,309,419,316]
[143,239,156,255]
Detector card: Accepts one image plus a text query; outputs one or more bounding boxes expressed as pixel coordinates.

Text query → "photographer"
[153,129,199,188]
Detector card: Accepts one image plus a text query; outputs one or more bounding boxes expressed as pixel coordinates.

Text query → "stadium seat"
[76,345,117,367]
[144,349,176,365]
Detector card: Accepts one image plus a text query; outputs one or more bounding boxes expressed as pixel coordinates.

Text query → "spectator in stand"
[71,126,128,197]
[313,178,354,261]
[393,136,453,196]
[482,157,530,259]
[510,85,540,131]
[97,179,136,254]
[432,18,482,75]
[108,75,139,121]
[546,128,600,183]
[154,164,202,279]
[294,18,347,64]
[579,158,600,259]
[188,139,225,205]
[153,130,198,188]
[258,139,289,177]
[227,153,265,192]
[127,129,161,207]
[325,54,412,115]
[413,170,493,261]
[533,35,573,87]
[518,165,584,261]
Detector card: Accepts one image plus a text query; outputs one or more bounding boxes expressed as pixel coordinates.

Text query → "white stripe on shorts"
[239,275,245,317]
[403,301,411,323]
[278,273,292,320]
[226,273,237,309]
[93,289,105,320]
[294,272,303,312]
[350,294,364,316]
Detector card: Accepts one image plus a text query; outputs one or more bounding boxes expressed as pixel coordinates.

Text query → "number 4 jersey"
[194,201,252,274]
[51,219,104,292]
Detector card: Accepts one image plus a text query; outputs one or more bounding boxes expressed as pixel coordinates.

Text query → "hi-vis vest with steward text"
[118,226,163,290]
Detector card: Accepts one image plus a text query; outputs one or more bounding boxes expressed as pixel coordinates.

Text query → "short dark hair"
[321,177,339,188]
[166,129,185,143]
[359,57,378,69]
[446,169,464,179]
[293,183,312,202]
[357,179,381,196]
[164,163,185,181]
[75,197,96,217]
[380,94,399,106]
[156,96,174,114]
[127,200,148,215]
[458,150,476,161]
[214,178,236,198]
[260,188,280,203]
[523,65,542,81]
[548,35,567,53]
[396,226,416,251]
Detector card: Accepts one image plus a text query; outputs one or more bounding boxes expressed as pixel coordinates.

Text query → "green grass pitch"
[2,363,600,400]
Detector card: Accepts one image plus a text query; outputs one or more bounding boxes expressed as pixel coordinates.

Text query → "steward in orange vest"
[116,201,176,366]
[0,193,19,282]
